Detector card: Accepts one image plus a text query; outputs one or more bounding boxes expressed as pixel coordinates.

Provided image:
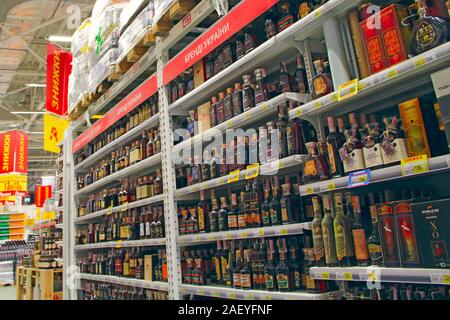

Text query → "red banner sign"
[163,0,279,85]
[72,75,158,153]
[46,43,72,116]
[35,185,52,208]
[0,130,28,174]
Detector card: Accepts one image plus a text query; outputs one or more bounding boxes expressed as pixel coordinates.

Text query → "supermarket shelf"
[55,224,63,229]
[56,207,64,211]
[5,219,24,222]
[75,113,160,172]
[289,42,450,120]
[179,284,334,300]
[74,238,166,251]
[178,222,312,246]
[175,154,307,199]
[299,154,450,196]
[0,212,22,215]
[79,273,168,291]
[72,49,157,131]
[311,267,450,286]
[74,194,164,224]
[0,226,24,230]
[168,0,362,114]
[75,153,162,196]
[0,233,24,237]
[173,92,310,154]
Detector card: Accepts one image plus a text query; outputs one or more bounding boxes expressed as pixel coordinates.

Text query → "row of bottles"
[78,172,163,216]
[79,281,168,300]
[76,128,161,190]
[76,204,165,244]
[178,176,313,235]
[75,96,159,164]
[37,235,62,269]
[77,247,168,282]
[181,236,335,293]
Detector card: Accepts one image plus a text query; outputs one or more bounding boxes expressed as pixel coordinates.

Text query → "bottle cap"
[218,92,225,100]
[242,74,252,84]
[234,82,241,90]
[327,116,335,129]
[226,87,233,95]
[211,96,217,103]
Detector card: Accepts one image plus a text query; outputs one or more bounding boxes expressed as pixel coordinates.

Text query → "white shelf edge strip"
[78,273,169,290]
[74,238,166,250]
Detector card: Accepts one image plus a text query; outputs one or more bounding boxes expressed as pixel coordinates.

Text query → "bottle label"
[322,225,337,264]
[221,258,228,278]
[334,224,347,260]
[198,207,205,231]
[270,208,280,225]
[343,148,366,173]
[306,275,316,290]
[123,263,130,276]
[313,77,327,96]
[277,15,293,32]
[281,207,289,223]
[261,209,270,226]
[396,215,420,263]
[381,138,408,165]
[145,222,151,236]
[120,226,128,239]
[238,214,247,228]
[363,143,384,168]
[299,3,311,18]
[99,233,105,241]
[327,143,337,174]
[313,230,325,262]
[140,223,145,237]
[277,273,289,290]
[255,89,266,105]
[212,257,221,281]
[368,243,383,265]
[304,160,318,177]
[352,229,369,261]
[293,271,301,289]
[233,273,241,287]
[228,214,238,229]
[265,274,274,290]
[241,274,252,289]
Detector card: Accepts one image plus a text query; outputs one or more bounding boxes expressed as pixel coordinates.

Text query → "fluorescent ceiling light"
[10,111,45,115]
[25,83,46,88]
[48,35,72,43]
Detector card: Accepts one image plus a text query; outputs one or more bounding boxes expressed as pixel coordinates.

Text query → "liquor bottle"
[197,190,209,233]
[224,243,235,287]
[244,25,257,54]
[209,96,218,128]
[240,248,252,290]
[280,177,295,225]
[340,114,366,174]
[277,2,294,32]
[222,41,234,69]
[302,142,330,184]
[264,239,278,291]
[235,32,246,60]
[220,241,229,284]
[362,115,384,169]
[254,68,268,104]
[311,196,326,267]
[270,176,282,226]
[213,241,223,285]
[264,7,278,39]
[228,192,239,231]
[333,193,355,267]
[231,83,243,116]
[261,179,272,227]
[233,243,243,289]
[351,195,370,266]
[216,92,226,125]
[276,238,290,292]
[380,116,408,166]
[238,192,248,230]
[223,88,234,121]
[294,55,309,93]
[249,180,261,228]
[326,116,345,178]
[367,193,384,266]
[242,75,255,112]
[213,48,224,76]
[279,61,294,93]
[411,0,449,55]
[218,197,229,232]
[209,191,219,233]
[189,206,199,234]
[321,194,338,267]
[345,192,355,226]
[312,59,333,99]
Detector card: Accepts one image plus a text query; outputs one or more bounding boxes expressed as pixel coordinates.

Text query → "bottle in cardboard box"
[339,114,366,174]
[377,190,401,267]
[399,98,431,158]
[379,4,413,68]
[360,12,389,75]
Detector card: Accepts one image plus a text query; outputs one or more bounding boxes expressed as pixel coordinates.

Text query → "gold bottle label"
[352,229,369,261]
[335,224,346,260]
[363,143,384,168]
[327,143,337,173]
[198,207,205,231]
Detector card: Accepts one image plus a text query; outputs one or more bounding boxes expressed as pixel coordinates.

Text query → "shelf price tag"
[261,103,268,111]
[229,293,236,299]
[226,233,233,240]
[107,206,113,215]
[116,240,123,249]
[320,182,336,192]
[257,229,265,237]
[279,228,288,235]
[209,234,215,241]
[336,272,353,281]
[401,155,429,176]
[304,187,314,195]
[228,170,240,183]
[245,163,259,180]
[321,272,330,280]
[294,108,303,118]
[338,79,359,101]
[121,203,129,212]
[415,52,437,68]
[348,169,371,188]
[246,294,255,300]
[241,232,248,238]
[263,295,273,300]
[430,274,450,285]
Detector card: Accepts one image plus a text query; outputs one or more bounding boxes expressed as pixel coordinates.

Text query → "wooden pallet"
[150,0,197,38]
[16,266,63,300]
[68,93,90,120]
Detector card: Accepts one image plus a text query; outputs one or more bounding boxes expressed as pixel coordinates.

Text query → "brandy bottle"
[326,116,345,178]
[362,115,384,170]
[279,61,294,93]
[302,141,330,184]
[277,2,294,33]
[231,83,243,116]
[340,113,366,174]
[294,55,309,94]
[380,116,408,166]
[244,25,257,54]
[242,74,255,112]
[254,68,268,104]
[312,59,333,99]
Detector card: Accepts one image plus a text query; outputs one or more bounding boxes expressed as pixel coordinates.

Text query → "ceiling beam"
[0,69,46,77]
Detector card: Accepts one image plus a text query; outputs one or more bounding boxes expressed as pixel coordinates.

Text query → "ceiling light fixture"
[48,35,72,43]
[25,83,46,88]
[10,111,45,115]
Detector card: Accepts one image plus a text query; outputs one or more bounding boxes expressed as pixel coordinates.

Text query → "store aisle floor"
[0,285,16,300]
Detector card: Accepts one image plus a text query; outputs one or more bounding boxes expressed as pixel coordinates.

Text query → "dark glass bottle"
[197,190,209,233]
[209,191,219,233]
[311,196,326,267]
[264,239,278,291]
[235,32,246,60]
[231,83,243,116]
[228,192,239,231]
[249,180,261,228]
[288,238,302,290]
[254,68,268,105]
[351,195,370,266]
[218,197,229,232]
[240,248,252,290]
[276,238,290,292]
[302,142,330,184]
[223,87,234,121]
[312,59,333,99]
[294,55,309,93]
[242,74,255,112]
[280,177,296,225]
[333,193,355,267]
[216,92,226,125]
[279,61,294,93]
[233,243,243,289]
[261,179,272,227]
[269,176,282,226]
[244,25,257,54]
[321,194,338,267]
[209,96,218,128]
[367,192,384,266]
[237,192,248,230]
[326,116,345,178]
[264,7,278,39]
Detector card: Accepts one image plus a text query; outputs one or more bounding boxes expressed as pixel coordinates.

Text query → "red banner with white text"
[163,0,279,85]
[0,130,28,174]
[46,43,72,116]
[35,185,52,208]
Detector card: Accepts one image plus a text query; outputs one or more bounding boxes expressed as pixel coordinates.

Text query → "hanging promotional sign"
[0,174,27,193]
[35,185,52,208]
[44,113,69,154]
[72,74,158,153]
[163,0,278,85]
[46,43,72,116]
[0,130,28,174]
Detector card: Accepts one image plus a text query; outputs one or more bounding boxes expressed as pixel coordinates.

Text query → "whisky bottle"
[333,193,355,267]
[277,2,294,32]
[367,193,384,266]
[261,179,272,227]
[280,177,295,225]
[223,87,234,121]
[228,192,239,231]
[351,195,370,266]
[321,194,338,267]
[231,83,243,116]
[213,241,223,285]
[294,55,309,94]
[249,180,261,228]
[221,241,230,284]
[224,244,235,287]
[302,142,330,184]
[311,196,326,267]
[279,61,294,93]
[233,244,243,289]
[312,59,333,99]
[264,239,278,291]
[218,197,229,232]
[209,191,219,233]
[216,92,226,125]
[264,7,278,39]
[326,116,345,178]
[244,25,257,54]
[240,248,252,290]
[276,238,290,292]
[209,96,218,128]
[237,191,248,230]
[242,75,255,112]
[270,176,282,226]
[254,68,268,104]
[288,238,302,290]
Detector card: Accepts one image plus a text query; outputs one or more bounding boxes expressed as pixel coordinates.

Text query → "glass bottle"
[279,61,294,93]
[326,116,345,178]
[340,114,366,174]
[209,96,218,128]
[228,192,239,231]
[242,74,255,112]
[321,194,338,267]
[235,32,246,60]
[264,7,278,39]
[223,87,234,121]
[231,83,243,116]
[218,197,229,232]
[294,55,309,93]
[363,115,384,170]
[254,68,268,105]
[302,142,330,184]
[288,238,302,290]
[351,195,370,266]
[237,192,248,230]
[209,191,219,233]
[244,25,257,54]
[333,193,355,267]
[311,196,326,267]
[233,243,243,289]
[280,176,298,224]
[264,239,278,291]
[240,249,252,290]
[261,179,272,227]
[277,2,294,32]
[380,116,408,166]
[269,176,282,226]
[276,238,290,292]
[312,59,333,99]
[197,190,209,233]
[249,180,261,228]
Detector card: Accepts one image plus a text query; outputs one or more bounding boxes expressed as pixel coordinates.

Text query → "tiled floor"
[0,285,16,300]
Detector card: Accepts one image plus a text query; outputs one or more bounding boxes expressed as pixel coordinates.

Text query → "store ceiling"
[0,0,93,187]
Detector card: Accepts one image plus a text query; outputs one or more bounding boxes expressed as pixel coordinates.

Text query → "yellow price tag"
[442,274,450,284]
[327,183,336,191]
[245,163,259,180]
[195,235,201,241]
[415,57,426,68]
[226,120,233,129]
[42,211,55,220]
[263,295,273,300]
[314,9,321,17]
[313,101,322,109]
[245,112,252,120]
[343,272,353,281]
[321,272,330,280]
[209,234,215,241]
[277,161,285,170]
[121,203,128,212]
[401,155,429,176]
[116,240,123,249]
[358,82,367,91]
[257,229,265,236]
[246,294,255,300]
[229,293,236,299]
[305,187,314,195]
[338,79,358,101]
[388,69,398,79]
[261,104,268,111]
[368,271,377,282]
[107,206,113,215]
[226,233,233,240]
[228,170,240,183]
[199,289,205,295]
[294,108,303,118]
[280,228,288,235]
[241,232,248,238]
[330,93,339,102]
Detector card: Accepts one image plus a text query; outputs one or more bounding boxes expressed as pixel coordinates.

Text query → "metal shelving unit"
[79,273,169,291]
[64,0,450,300]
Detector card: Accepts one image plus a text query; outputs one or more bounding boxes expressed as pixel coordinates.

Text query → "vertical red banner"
[35,185,52,208]
[0,130,28,174]
[46,43,72,116]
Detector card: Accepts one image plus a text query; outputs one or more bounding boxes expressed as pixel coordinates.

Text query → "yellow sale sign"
[44,113,69,153]
[0,174,27,192]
